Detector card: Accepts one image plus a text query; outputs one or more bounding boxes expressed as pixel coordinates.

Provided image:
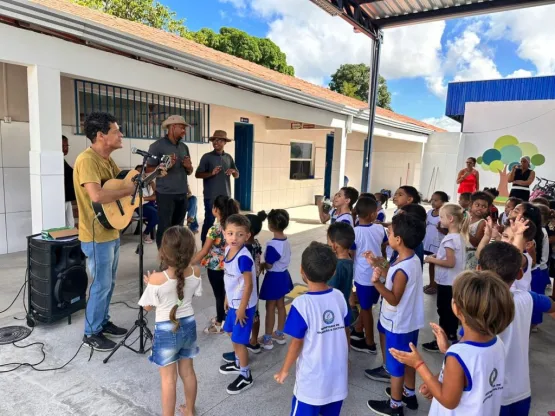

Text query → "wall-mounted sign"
[240,117,249,123]
[302,124,315,129]
[291,122,302,129]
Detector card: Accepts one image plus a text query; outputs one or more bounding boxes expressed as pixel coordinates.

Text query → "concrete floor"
[0,205,554,416]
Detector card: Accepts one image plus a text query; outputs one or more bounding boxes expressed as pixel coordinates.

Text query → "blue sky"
[160,0,555,131]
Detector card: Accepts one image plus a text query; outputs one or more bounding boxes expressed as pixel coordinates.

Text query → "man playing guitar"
[74,112,136,351]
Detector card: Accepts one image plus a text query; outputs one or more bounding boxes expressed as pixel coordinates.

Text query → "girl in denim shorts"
[139,226,202,416]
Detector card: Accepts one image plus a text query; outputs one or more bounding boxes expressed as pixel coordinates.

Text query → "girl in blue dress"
[259,209,293,350]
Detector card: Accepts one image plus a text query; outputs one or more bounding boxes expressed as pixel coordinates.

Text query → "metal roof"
[310,0,555,37]
[445,76,555,122]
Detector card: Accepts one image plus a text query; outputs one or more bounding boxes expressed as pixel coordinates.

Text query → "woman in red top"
[457,157,480,195]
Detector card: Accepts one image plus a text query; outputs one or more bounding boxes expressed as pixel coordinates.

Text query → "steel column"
[361,29,383,192]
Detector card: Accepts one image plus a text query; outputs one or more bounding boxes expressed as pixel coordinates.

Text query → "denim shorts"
[149,315,199,367]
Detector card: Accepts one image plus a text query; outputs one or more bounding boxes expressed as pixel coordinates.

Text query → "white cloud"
[234,0,446,87]
[219,0,247,8]
[422,116,461,132]
[486,5,555,75]
[506,69,533,78]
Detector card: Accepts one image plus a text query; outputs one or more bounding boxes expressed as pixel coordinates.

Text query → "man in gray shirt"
[195,130,239,244]
[148,115,193,248]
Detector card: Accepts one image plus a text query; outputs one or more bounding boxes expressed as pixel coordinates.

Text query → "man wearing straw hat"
[196,130,239,244]
[148,115,193,248]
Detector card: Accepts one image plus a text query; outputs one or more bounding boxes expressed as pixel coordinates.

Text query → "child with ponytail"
[139,226,202,416]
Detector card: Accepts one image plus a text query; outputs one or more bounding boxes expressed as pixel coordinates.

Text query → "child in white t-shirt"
[139,226,202,416]
[333,186,359,226]
[479,242,555,416]
[424,204,466,349]
[423,191,449,295]
[350,197,388,355]
[390,270,514,416]
[274,242,349,415]
[218,214,258,395]
[259,209,293,349]
[366,212,426,415]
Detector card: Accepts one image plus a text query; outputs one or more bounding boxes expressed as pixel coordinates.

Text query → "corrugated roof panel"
[446,76,555,121]
[312,0,555,32]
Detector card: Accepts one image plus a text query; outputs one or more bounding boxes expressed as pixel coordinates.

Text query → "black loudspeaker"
[27,236,88,325]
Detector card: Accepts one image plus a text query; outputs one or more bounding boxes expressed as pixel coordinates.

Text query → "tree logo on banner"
[477,135,546,198]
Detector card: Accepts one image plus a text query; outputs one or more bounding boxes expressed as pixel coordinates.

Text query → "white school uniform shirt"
[283,288,349,406]
[353,224,388,287]
[335,212,354,227]
[434,233,466,286]
[379,254,424,334]
[423,210,443,254]
[377,208,386,223]
[511,252,532,292]
[224,246,258,309]
[499,289,533,406]
[265,238,291,272]
[429,337,506,416]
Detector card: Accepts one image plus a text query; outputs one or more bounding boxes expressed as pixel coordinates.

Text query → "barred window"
[74,80,210,142]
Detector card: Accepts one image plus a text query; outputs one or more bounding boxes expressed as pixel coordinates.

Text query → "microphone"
[131,147,157,159]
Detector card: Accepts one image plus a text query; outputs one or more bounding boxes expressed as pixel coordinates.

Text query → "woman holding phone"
[508,156,535,201]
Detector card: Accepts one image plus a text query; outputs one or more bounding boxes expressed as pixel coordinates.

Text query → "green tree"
[477,135,546,197]
[329,64,392,110]
[189,28,295,76]
[73,0,188,37]
[73,2,296,76]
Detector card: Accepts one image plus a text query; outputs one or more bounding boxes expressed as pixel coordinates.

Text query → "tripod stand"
[104,155,153,363]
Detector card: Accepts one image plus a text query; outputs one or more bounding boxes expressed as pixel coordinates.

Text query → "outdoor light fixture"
[309,0,341,16]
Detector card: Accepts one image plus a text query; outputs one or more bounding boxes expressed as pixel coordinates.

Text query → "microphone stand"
[104,154,153,363]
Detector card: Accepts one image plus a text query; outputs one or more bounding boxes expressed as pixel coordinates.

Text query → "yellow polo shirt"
[73,148,121,243]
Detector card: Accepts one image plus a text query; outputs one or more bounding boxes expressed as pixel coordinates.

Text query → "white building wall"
[462,100,555,196]
[420,132,463,201]
[369,136,423,194]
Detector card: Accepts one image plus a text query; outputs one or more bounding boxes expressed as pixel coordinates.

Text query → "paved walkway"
[0,205,554,415]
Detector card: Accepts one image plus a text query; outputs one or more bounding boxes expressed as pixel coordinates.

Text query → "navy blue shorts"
[354,282,380,310]
[223,306,256,345]
[384,328,419,377]
[500,396,531,416]
[377,319,385,334]
[290,396,343,416]
[260,270,294,300]
[150,316,199,367]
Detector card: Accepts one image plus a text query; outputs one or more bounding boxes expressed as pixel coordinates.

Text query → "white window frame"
[290,140,314,180]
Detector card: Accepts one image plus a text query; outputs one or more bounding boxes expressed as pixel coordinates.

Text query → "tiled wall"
[251,141,325,211]
[0,121,31,253]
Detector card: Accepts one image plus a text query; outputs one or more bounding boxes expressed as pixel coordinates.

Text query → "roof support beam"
[361,29,383,192]
[375,0,555,28]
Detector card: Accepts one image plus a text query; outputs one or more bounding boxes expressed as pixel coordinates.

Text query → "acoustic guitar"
[93,156,170,230]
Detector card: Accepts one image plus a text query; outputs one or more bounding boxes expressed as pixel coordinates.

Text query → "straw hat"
[162,115,189,129]
[209,130,232,142]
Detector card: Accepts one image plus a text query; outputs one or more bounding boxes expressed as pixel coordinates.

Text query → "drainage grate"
[0,326,31,345]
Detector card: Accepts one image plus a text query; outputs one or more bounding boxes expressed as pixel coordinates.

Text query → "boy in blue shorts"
[218,214,258,395]
[366,212,426,416]
[275,242,349,416]
[350,197,388,354]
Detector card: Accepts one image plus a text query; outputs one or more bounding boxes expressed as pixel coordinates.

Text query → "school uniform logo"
[489,368,498,387]
[323,310,335,325]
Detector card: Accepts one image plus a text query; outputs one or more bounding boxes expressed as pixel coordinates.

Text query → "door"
[324,133,334,198]
[234,123,254,210]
